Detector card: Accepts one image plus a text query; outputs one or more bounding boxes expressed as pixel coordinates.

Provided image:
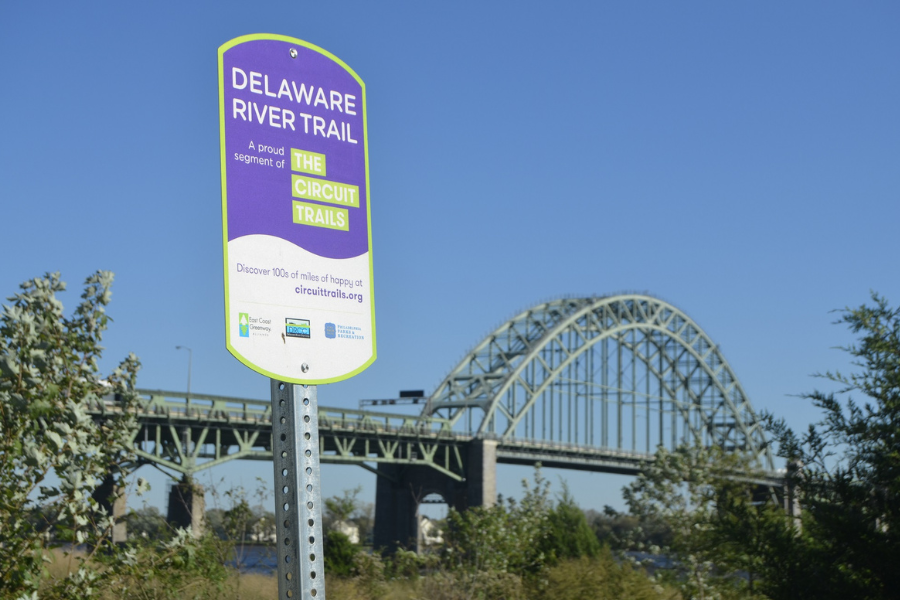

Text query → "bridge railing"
[132,389,272,422]
[112,389,456,436]
[318,407,455,436]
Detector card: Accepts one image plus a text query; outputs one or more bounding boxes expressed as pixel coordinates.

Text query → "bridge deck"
[84,390,780,487]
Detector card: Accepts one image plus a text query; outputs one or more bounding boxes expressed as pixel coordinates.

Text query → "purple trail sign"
[218,34,375,384]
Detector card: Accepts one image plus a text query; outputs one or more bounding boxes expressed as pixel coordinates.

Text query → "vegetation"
[315,468,672,600]
[324,531,360,577]
[621,293,900,600]
[2,271,897,600]
[761,293,900,600]
[544,484,602,562]
[324,485,374,543]
[0,272,240,600]
[442,468,552,579]
[125,506,169,540]
[205,480,274,543]
[0,271,143,599]
[624,443,780,599]
[587,506,672,551]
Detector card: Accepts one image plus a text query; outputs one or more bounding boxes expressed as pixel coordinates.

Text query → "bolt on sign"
[218,34,376,384]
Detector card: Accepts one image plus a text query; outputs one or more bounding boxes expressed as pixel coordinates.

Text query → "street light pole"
[175,345,194,460]
[175,346,192,397]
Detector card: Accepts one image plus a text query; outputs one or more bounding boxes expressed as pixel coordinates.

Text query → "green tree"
[0,271,141,599]
[204,507,227,540]
[764,293,900,600]
[443,467,552,578]
[222,497,253,544]
[126,506,170,541]
[324,486,362,532]
[323,530,359,577]
[587,506,672,551]
[543,483,601,562]
[352,499,375,545]
[208,480,277,582]
[324,486,376,545]
[623,294,900,600]
[623,443,767,600]
[0,272,230,600]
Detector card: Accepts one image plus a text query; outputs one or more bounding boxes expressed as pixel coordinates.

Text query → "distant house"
[419,516,443,546]
[330,520,360,544]
[250,518,276,544]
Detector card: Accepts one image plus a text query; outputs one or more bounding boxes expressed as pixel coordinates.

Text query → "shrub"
[536,550,673,600]
[543,485,601,562]
[324,530,360,577]
[0,271,141,599]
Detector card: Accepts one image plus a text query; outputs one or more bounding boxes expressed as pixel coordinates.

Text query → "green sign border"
[218,33,377,384]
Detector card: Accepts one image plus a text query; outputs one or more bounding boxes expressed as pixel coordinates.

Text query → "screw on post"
[271,380,326,599]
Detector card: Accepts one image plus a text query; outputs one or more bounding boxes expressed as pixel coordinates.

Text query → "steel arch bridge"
[87,293,780,548]
[422,294,775,471]
[92,293,776,480]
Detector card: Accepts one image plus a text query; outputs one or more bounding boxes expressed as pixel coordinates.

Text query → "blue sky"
[2,1,898,515]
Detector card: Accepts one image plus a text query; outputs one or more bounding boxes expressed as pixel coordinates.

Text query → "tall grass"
[43,548,274,600]
[42,547,678,600]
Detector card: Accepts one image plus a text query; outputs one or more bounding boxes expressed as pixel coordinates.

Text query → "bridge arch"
[424,295,775,470]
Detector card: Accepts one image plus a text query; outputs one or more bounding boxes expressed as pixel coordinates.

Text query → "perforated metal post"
[271,381,326,600]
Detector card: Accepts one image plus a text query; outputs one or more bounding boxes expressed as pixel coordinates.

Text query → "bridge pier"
[92,473,127,543]
[374,439,496,553]
[166,475,205,537]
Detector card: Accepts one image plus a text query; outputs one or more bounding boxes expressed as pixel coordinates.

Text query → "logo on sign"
[324,323,336,339]
[286,318,311,339]
[239,313,250,337]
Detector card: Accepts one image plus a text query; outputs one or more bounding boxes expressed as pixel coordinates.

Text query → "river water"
[229,545,279,574]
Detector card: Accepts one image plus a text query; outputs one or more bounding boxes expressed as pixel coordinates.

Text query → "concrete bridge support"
[374,439,497,553]
[92,473,128,543]
[166,475,205,537]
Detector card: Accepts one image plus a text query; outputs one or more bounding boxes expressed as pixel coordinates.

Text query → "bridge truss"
[90,294,776,482]
[94,390,466,481]
[425,294,776,471]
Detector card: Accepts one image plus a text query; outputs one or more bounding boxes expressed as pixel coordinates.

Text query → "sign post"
[218,34,376,600]
[271,381,325,599]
